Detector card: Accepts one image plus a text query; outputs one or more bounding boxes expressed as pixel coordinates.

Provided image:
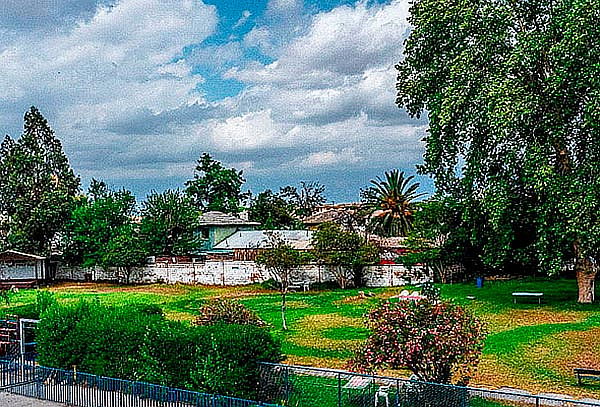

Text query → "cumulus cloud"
[0,0,429,200]
[210,110,288,151]
[300,148,363,167]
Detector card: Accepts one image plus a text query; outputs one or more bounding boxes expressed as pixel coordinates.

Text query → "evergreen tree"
[0,107,80,254]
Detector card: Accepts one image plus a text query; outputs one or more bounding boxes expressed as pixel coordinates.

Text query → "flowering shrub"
[195,298,267,327]
[349,299,486,385]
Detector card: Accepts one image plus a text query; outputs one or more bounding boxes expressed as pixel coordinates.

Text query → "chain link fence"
[258,363,600,407]
[0,359,280,407]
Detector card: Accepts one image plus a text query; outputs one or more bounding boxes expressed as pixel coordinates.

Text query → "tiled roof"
[214,230,313,250]
[198,211,260,226]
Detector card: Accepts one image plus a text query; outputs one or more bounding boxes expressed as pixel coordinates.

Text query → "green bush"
[195,298,266,327]
[36,300,282,399]
[191,323,283,399]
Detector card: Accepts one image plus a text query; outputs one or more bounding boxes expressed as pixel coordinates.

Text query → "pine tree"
[0,107,80,254]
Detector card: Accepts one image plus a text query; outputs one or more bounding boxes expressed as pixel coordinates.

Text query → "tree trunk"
[574,242,597,304]
[281,290,288,330]
[576,267,596,304]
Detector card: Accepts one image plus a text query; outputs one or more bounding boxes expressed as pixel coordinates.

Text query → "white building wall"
[56,262,428,287]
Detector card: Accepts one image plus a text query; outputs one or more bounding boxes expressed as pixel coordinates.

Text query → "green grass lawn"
[1,278,598,399]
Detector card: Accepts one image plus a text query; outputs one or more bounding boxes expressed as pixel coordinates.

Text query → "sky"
[0,0,432,203]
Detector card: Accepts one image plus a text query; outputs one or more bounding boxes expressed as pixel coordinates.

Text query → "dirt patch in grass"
[290,313,364,351]
[206,286,276,299]
[486,309,587,333]
[549,328,600,374]
[48,282,191,295]
[286,355,349,369]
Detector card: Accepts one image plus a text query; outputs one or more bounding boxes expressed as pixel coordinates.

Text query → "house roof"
[303,203,362,226]
[0,250,46,261]
[214,230,313,250]
[198,211,260,227]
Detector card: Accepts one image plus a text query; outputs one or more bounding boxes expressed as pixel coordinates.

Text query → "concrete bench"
[575,368,600,385]
[512,292,544,304]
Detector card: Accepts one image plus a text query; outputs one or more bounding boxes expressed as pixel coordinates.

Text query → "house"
[303,203,364,231]
[0,250,47,287]
[213,230,313,261]
[196,211,260,252]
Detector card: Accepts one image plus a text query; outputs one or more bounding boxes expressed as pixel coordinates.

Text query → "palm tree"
[362,170,425,236]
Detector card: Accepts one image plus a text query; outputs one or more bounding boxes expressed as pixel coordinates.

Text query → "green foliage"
[185,153,250,213]
[396,0,600,301]
[62,180,137,266]
[312,222,380,288]
[351,299,486,385]
[190,323,283,398]
[362,169,424,237]
[256,232,312,330]
[249,181,327,229]
[36,301,282,399]
[101,224,149,284]
[249,189,302,229]
[0,107,80,254]
[139,189,201,256]
[195,298,267,327]
[399,198,485,282]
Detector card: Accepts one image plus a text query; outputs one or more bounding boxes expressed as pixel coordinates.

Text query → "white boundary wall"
[56,262,429,287]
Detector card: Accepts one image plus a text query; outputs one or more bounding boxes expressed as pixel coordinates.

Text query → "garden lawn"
[1,278,599,398]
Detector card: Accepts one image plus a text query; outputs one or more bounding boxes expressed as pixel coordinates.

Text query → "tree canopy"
[396,0,600,302]
[62,180,137,267]
[362,170,424,237]
[185,153,250,213]
[0,107,80,254]
[312,222,379,288]
[139,189,201,256]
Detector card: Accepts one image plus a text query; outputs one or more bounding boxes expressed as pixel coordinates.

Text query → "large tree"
[249,189,301,230]
[139,189,201,256]
[397,0,600,302]
[0,107,80,254]
[185,153,250,213]
[312,222,380,288]
[62,180,136,266]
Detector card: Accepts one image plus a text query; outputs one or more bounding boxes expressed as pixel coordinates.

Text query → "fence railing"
[258,362,600,407]
[0,359,280,407]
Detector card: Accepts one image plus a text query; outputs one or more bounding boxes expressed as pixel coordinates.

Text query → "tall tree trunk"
[574,242,597,304]
[576,266,596,304]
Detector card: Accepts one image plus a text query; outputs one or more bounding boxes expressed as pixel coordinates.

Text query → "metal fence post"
[337,373,342,407]
[536,396,540,407]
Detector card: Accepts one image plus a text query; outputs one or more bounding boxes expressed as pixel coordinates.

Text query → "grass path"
[1,279,598,398]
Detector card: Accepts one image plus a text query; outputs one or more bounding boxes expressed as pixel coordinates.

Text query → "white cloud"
[233,10,252,29]
[210,110,288,151]
[0,0,428,201]
[301,148,363,167]
[1,0,217,124]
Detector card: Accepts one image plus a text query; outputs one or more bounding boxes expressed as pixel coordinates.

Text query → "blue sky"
[0,0,432,202]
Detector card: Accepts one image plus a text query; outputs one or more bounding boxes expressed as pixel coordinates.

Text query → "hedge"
[36,300,283,399]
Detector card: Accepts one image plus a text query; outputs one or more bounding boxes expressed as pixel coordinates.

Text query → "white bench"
[288,281,310,292]
[512,292,544,304]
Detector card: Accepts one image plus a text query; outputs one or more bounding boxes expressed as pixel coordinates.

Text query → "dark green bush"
[195,298,266,327]
[36,301,283,399]
[191,323,283,399]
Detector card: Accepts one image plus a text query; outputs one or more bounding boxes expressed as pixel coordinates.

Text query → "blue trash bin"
[476,277,484,288]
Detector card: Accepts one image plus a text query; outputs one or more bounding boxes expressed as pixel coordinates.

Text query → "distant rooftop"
[0,250,46,261]
[214,230,313,250]
[198,211,260,227]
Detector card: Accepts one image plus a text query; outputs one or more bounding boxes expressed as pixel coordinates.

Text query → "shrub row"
[36,300,283,399]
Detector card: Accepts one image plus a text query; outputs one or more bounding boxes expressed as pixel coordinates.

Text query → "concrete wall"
[56,262,428,287]
[0,261,43,280]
